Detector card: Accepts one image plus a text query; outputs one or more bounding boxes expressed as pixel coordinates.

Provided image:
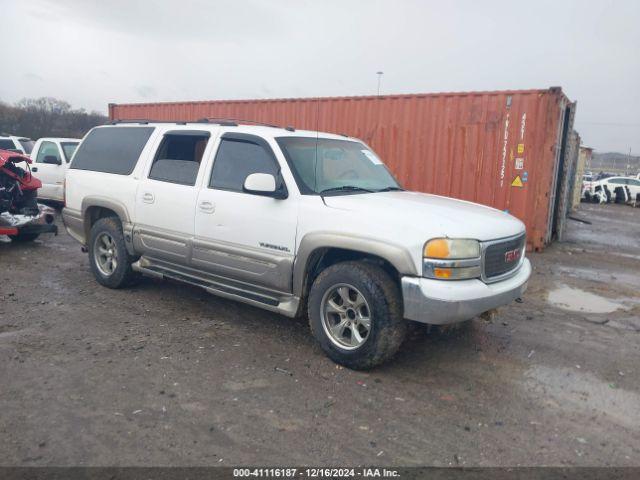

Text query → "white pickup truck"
[30,137,81,202]
[62,121,531,369]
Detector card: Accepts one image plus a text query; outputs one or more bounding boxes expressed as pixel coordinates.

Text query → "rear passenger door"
[134,130,212,264]
[193,133,298,293]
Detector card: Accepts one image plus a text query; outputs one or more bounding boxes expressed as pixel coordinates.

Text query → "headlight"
[423,238,481,280]
[423,238,480,259]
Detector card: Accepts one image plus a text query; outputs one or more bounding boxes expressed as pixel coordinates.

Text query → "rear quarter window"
[70,127,155,175]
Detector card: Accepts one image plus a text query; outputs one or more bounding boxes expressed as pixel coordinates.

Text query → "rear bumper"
[401,259,531,325]
[0,204,58,236]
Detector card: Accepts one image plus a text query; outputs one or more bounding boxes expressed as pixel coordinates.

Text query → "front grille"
[483,234,525,279]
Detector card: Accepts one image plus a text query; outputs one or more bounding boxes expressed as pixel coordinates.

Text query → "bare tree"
[0,97,107,140]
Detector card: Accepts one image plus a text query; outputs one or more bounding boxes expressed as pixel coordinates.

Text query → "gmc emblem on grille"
[504,248,522,263]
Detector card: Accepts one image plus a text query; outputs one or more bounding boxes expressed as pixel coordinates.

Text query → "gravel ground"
[0,203,639,467]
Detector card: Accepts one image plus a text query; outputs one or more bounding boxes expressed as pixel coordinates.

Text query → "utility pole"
[376,71,384,96]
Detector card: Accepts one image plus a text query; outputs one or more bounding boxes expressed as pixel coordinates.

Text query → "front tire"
[88,217,139,289]
[9,232,39,242]
[308,261,406,370]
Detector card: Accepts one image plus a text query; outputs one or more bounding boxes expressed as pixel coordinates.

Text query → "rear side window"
[61,142,79,162]
[148,131,209,186]
[70,127,154,175]
[210,136,279,192]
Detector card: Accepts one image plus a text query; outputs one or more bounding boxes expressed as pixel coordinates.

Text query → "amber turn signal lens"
[433,267,452,279]
[424,239,450,259]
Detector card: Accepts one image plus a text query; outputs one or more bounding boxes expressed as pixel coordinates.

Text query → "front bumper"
[402,258,531,325]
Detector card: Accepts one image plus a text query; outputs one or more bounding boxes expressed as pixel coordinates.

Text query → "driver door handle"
[142,192,155,204]
[198,201,215,213]
[32,167,38,172]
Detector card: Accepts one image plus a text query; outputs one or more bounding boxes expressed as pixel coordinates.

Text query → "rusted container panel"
[110,88,575,250]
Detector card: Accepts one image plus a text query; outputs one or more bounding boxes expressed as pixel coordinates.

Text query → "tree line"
[0,97,108,140]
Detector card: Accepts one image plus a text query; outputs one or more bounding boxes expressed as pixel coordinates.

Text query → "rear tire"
[88,217,139,289]
[308,261,406,370]
[8,232,39,242]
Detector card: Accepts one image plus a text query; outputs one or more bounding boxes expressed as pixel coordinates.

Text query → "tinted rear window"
[70,127,154,175]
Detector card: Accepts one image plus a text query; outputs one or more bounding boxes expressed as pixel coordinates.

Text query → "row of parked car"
[581,171,640,204]
[0,133,81,202]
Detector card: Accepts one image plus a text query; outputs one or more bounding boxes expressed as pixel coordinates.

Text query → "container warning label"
[515,157,524,170]
[511,175,524,188]
[517,143,525,154]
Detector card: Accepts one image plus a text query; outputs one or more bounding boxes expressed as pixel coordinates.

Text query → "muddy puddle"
[547,284,627,314]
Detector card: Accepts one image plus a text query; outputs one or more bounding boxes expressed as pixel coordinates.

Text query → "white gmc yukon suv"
[63,121,531,369]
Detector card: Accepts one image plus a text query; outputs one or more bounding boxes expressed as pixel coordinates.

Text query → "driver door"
[32,141,64,200]
[193,133,298,293]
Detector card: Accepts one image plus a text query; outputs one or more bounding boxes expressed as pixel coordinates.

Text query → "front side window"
[61,142,79,162]
[148,132,209,186]
[626,179,640,186]
[210,136,279,192]
[276,137,400,195]
[35,141,61,163]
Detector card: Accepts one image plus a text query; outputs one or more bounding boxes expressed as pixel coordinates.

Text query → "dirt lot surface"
[1,203,639,467]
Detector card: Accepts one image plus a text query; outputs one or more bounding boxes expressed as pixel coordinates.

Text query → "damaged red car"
[0,149,57,242]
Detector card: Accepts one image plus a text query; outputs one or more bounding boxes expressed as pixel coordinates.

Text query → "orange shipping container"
[109,87,576,251]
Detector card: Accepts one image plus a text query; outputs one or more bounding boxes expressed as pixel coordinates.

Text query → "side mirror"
[43,155,62,165]
[243,173,287,199]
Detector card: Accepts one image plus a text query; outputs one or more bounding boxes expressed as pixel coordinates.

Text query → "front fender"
[292,231,418,297]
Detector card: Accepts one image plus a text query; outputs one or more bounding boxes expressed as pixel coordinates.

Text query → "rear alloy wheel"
[94,232,118,276]
[88,217,139,289]
[308,261,406,370]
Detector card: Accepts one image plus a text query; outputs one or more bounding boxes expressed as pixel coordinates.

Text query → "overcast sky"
[2,0,639,153]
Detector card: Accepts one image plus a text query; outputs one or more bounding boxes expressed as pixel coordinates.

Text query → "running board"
[132,258,300,318]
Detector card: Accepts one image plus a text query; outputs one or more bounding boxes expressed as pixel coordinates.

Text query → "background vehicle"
[591,176,640,202]
[0,149,57,241]
[63,122,530,369]
[0,134,35,155]
[30,137,81,202]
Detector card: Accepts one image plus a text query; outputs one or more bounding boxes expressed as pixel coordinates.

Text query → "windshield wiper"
[376,186,404,192]
[319,185,375,195]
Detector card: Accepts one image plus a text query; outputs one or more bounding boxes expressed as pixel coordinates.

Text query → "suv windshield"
[276,137,401,195]
[18,139,35,154]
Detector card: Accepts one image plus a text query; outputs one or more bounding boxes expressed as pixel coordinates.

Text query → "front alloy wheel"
[308,261,406,370]
[321,284,371,350]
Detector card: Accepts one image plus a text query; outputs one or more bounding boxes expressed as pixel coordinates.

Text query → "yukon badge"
[259,242,290,253]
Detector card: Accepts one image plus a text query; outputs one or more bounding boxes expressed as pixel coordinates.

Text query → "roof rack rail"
[202,118,285,129]
[110,119,238,126]
[109,118,297,130]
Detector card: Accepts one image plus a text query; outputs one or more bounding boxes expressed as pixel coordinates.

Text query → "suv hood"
[322,191,524,242]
